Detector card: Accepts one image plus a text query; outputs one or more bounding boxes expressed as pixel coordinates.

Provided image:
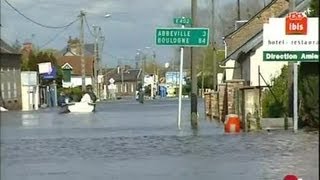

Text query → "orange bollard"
[224,114,241,133]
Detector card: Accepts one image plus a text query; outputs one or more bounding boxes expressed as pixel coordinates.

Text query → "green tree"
[297,2,320,129]
[27,51,38,71]
[197,46,225,89]
[21,50,63,89]
[299,62,319,128]
[308,0,319,17]
[262,65,289,118]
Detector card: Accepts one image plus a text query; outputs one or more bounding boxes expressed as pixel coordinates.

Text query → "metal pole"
[79,10,86,91]
[293,63,298,132]
[201,52,205,97]
[258,65,262,117]
[178,24,185,130]
[191,0,198,129]
[288,0,296,131]
[121,61,124,92]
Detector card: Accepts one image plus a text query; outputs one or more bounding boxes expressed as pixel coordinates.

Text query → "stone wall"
[218,80,245,122]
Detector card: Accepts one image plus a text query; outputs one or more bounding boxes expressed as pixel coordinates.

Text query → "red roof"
[57,56,94,76]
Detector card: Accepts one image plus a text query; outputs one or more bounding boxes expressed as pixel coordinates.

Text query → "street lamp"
[104,13,112,18]
[165,62,170,69]
[92,13,111,99]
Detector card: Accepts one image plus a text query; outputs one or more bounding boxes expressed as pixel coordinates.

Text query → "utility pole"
[79,10,86,91]
[211,0,217,91]
[93,25,99,96]
[237,0,241,20]
[288,0,298,132]
[212,44,217,90]
[98,33,105,99]
[191,0,198,129]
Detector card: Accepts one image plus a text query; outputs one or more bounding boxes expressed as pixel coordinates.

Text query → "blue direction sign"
[42,67,57,79]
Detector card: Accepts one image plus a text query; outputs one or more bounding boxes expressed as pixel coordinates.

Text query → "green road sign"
[173,17,192,25]
[263,51,319,62]
[155,28,209,47]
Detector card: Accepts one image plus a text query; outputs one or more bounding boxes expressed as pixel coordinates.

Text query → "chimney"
[22,41,33,53]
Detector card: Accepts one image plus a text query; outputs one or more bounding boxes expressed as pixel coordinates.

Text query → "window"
[62,69,71,82]
[1,83,4,99]
[7,82,11,98]
[13,69,17,98]
[13,82,17,98]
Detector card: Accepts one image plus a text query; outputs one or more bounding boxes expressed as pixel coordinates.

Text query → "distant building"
[60,36,94,57]
[21,41,33,55]
[104,67,142,96]
[0,39,22,110]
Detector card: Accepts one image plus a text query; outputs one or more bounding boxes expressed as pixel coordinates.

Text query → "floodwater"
[1,98,319,180]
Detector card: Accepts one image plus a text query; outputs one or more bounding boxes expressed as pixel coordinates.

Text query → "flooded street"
[1,99,319,180]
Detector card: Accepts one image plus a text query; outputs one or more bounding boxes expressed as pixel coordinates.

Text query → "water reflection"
[0,100,318,180]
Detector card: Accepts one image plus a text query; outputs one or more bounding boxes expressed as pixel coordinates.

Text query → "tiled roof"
[224,0,289,57]
[222,0,310,63]
[0,39,19,54]
[106,69,142,82]
[57,56,94,76]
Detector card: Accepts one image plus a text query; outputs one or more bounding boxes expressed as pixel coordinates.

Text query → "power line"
[39,20,78,49]
[4,0,79,29]
[84,16,95,37]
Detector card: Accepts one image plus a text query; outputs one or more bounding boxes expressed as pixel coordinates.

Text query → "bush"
[299,62,319,128]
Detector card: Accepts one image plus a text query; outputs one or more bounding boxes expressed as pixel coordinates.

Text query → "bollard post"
[284,114,288,130]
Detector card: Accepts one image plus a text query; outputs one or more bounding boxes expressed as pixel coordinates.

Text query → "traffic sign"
[174,17,192,25]
[155,28,209,47]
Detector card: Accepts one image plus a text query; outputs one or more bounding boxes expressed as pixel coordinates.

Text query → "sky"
[1,0,274,67]
[1,0,215,67]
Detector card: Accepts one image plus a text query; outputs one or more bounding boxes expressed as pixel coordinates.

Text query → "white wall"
[250,45,287,86]
[62,76,92,88]
[225,60,236,81]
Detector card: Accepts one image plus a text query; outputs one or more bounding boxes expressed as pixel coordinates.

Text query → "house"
[57,56,94,88]
[104,66,142,96]
[0,39,22,110]
[220,0,311,86]
[57,37,94,88]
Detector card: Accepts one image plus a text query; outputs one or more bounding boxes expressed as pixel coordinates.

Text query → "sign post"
[177,22,185,130]
[156,17,209,130]
[263,12,319,132]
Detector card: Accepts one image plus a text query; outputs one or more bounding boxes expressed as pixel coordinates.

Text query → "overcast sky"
[1,0,210,67]
[1,0,270,67]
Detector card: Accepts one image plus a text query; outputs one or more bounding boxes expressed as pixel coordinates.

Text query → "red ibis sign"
[285,12,307,35]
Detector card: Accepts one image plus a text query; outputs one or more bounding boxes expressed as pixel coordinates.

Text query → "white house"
[57,37,95,88]
[57,56,94,88]
[220,0,309,86]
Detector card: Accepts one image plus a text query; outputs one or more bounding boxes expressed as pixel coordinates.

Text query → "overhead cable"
[4,0,79,29]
